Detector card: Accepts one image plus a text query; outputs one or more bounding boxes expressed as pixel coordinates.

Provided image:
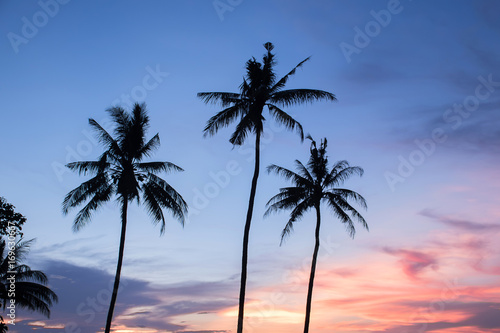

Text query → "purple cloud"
[420,209,500,232]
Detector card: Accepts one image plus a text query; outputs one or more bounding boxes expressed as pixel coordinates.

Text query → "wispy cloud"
[421,209,500,232]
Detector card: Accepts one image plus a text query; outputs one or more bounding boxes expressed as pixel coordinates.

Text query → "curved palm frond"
[72,183,114,231]
[0,239,58,318]
[204,104,247,137]
[135,161,183,174]
[270,89,336,108]
[145,173,188,226]
[271,56,310,93]
[66,153,109,176]
[88,119,122,157]
[62,173,110,215]
[267,104,304,140]
[323,192,367,238]
[141,181,166,230]
[14,281,58,317]
[329,188,367,210]
[280,199,312,244]
[264,186,308,217]
[229,113,255,146]
[267,164,313,188]
[326,165,364,187]
[197,92,242,107]
[137,134,160,158]
[294,160,313,183]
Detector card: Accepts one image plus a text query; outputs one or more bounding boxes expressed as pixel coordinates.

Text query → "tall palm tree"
[198,43,336,333]
[62,103,187,333]
[265,136,368,333]
[0,238,58,318]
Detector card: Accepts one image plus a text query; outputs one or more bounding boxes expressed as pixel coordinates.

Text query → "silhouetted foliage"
[0,238,58,318]
[198,42,336,333]
[62,103,187,333]
[266,136,368,333]
[0,198,26,237]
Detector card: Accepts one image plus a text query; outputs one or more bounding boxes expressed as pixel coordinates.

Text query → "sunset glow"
[2,0,499,332]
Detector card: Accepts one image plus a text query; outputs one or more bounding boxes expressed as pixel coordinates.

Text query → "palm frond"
[267,164,312,188]
[66,153,109,176]
[204,104,246,137]
[329,188,367,210]
[271,56,310,93]
[141,182,166,232]
[326,165,364,187]
[72,183,114,231]
[229,113,255,146]
[264,187,307,217]
[14,281,58,318]
[197,92,242,107]
[280,199,311,244]
[106,106,130,142]
[88,118,122,156]
[137,133,160,158]
[267,104,304,140]
[146,174,187,227]
[324,192,368,237]
[62,173,110,215]
[294,160,313,182]
[270,89,336,108]
[135,161,183,174]
[14,265,48,284]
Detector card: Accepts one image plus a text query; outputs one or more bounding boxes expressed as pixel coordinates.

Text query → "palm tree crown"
[199,42,336,145]
[266,135,368,242]
[62,103,187,233]
[0,238,58,318]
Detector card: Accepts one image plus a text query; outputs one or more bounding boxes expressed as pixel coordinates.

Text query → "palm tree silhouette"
[265,136,368,333]
[0,238,58,318]
[62,103,187,333]
[198,42,336,333]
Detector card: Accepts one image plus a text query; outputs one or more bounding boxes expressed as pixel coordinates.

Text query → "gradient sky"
[1,1,500,332]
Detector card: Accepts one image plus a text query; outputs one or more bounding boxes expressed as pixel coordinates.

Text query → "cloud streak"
[421,209,500,232]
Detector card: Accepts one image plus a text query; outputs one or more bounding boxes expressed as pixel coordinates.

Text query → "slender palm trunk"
[304,204,321,333]
[105,198,128,333]
[237,131,261,333]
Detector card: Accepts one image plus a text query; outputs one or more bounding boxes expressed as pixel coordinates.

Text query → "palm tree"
[198,42,336,333]
[265,136,368,333]
[62,103,187,333]
[0,238,58,318]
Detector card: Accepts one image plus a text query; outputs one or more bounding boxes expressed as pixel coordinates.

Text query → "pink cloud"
[382,247,439,279]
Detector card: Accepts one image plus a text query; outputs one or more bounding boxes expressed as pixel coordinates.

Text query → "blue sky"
[1,1,500,332]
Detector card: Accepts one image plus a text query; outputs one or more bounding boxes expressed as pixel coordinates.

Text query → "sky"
[1,0,500,332]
